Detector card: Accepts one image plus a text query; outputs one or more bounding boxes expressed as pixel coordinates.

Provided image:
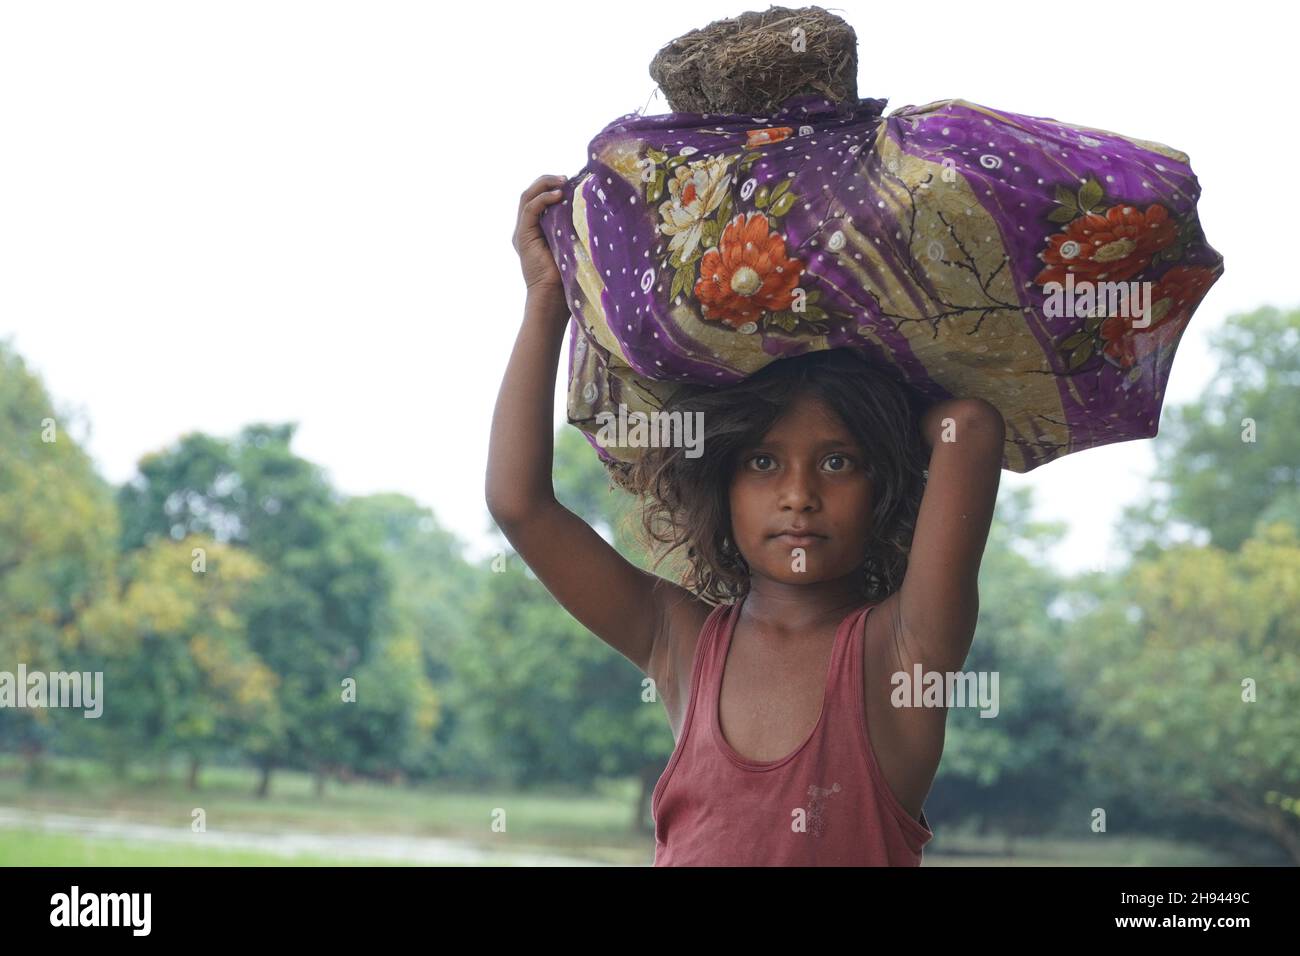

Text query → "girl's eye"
[749,454,775,471]
[824,454,852,472]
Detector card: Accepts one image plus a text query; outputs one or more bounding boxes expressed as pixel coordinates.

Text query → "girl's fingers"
[528,189,565,213]
[516,186,567,239]
[522,173,558,193]
[515,175,568,241]
[519,175,568,207]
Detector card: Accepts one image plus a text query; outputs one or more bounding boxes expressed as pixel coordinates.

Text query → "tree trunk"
[1217,786,1300,864]
[108,746,130,782]
[255,761,273,798]
[1173,787,1300,864]
[21,741,46,784]
[187,755,201,791]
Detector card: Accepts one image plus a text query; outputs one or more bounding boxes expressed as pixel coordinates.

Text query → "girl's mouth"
[773,533,824,546]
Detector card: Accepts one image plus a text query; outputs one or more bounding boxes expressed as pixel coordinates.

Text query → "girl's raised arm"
[892,398,1006,671]
[484,175,690,677]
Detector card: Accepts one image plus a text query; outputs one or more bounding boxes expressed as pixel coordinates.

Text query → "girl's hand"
[514,174,569,296]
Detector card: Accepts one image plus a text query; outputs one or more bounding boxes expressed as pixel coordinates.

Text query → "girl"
[487,174,1006,866]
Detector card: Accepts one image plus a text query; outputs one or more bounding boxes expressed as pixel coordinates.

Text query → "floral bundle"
[540,92,1223,474]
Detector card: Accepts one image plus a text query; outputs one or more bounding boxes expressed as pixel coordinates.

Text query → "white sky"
[1,1,1290,576]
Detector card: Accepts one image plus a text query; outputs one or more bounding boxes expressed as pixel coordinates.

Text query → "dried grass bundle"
[649,5,858,116]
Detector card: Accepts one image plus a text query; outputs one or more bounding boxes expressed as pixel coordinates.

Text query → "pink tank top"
[652,596,934,866]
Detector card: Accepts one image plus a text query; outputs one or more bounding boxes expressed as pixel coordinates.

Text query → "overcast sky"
[1,0,1289,575]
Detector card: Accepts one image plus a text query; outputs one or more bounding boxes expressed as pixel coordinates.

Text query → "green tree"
[0,340,118,777]
[73,536,280,786]
[116,423,392,796]
[1120,305,1299,554]
[334,495,458,781]
[1061,522,1300,862]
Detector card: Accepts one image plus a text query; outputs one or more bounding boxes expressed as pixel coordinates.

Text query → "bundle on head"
[648,4,858,116]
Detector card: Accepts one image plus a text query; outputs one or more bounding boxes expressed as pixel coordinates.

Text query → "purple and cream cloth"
[540,94,1224,472]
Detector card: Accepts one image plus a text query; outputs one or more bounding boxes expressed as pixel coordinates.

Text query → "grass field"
[0,754,649,866]
[0,830,420,866]
[0,754,1263,867]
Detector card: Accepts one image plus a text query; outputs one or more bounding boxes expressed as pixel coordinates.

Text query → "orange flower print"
[1035,204,1178,286]
[745,126,794,149]
[1098,264,1219,367]
[695,212,805,329]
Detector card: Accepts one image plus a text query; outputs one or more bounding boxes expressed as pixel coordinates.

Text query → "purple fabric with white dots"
[540,94,1223,473]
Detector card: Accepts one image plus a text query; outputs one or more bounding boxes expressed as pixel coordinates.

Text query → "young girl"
[487,174,1006,866]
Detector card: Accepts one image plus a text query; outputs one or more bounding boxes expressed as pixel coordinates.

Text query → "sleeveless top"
[652,596,934,866]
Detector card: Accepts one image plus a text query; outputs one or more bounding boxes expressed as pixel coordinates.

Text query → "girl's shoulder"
[649,582,719,739]
[655,583,717,669]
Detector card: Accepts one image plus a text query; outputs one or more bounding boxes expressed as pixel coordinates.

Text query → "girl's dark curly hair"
[607,349,931,606]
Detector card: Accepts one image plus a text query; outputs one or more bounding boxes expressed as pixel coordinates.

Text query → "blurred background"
[0,0,1295,865]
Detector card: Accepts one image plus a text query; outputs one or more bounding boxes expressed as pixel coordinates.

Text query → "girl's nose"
[777,467,820,509]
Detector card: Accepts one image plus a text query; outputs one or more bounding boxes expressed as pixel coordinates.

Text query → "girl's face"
[727,393,875,586]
